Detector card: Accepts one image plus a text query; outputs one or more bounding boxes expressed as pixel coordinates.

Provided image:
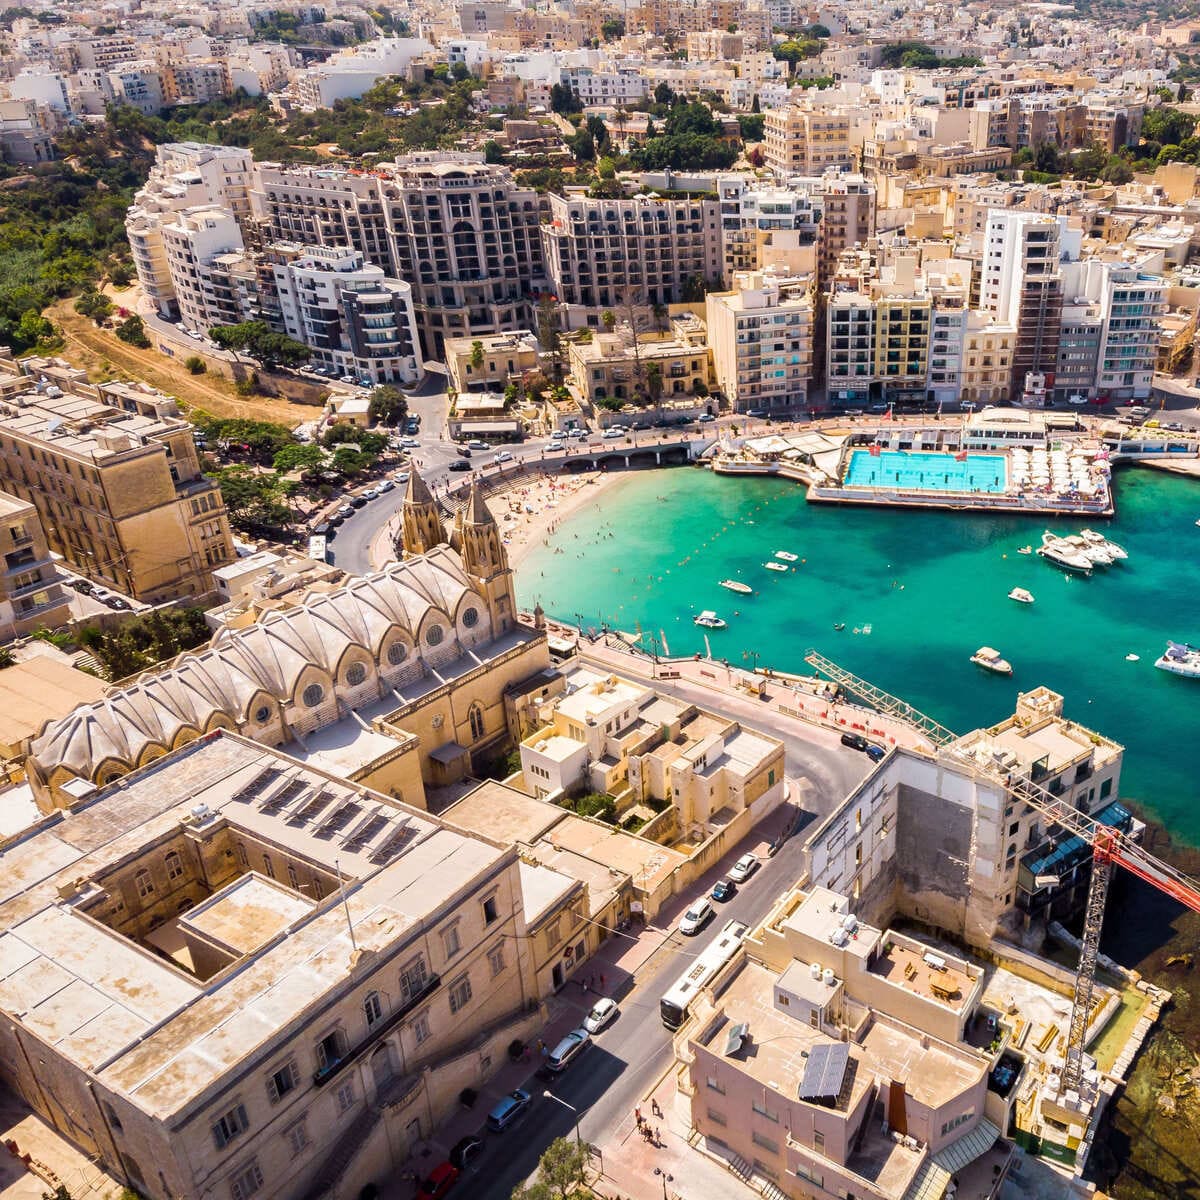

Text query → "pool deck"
[805,481,1115,517]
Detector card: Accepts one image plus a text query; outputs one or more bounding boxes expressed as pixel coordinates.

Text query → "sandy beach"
[493,469,630,569]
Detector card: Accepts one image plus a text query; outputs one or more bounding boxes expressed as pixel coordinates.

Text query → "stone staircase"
[725,1150,753,1182]
[297,1104,382,1200]
[761,1181,789,1200]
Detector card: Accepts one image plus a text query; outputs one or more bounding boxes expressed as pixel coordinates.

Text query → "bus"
[308,535,328,563]
[659,919,749,1030]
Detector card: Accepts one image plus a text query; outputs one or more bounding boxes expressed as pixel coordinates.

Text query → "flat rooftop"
[443,779,564,846]
[869,941,973,1013]
[0,390,181,460]
[0,734,500,1118]
[0,656,107,754]
[783,887,880,965]
[518,860,578,928]
[555,667,648,726]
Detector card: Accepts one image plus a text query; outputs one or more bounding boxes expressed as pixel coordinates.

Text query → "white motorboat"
[971,646,1013,675]
[1155,641,1200,678]
[1079,529,1128,561]
[1017,545,1033,555]
[1037,532,1092,574]
[694,610,727,629]
[765,561,789,572]
[1008,587,1035,604]
[775,550,799,562]
[719,579,752,594]
[1061,534,1113,566]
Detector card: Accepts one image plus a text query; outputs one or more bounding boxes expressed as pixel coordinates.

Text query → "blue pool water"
[844,450,1007,493]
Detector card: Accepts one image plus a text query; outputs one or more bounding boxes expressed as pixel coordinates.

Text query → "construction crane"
[804,651,1200,1093]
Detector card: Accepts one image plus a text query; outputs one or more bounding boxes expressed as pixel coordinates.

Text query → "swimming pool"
[844,450,1008,494]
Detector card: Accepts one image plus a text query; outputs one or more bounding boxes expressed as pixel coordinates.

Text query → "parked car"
[697,412,716,423]
[728,853,759,884]
[582,997,618,1033]
[745,408,769,419]
[415,1162,459,1200]
[449,1135,484,1170]
[467,439,489,451]
[494,450,514,463]
[400,437,420,448]
[395,471,410,484]
[105,595,131,611]
[601,428,624,440]
[679,899,713,936]
[711,878,736,902]
[865,743,886,762]
[378,478,396,492]
[546,1028,590,1072]
[67,578,93,594]
[487,1089,531,1132]
[840,731,885,761]
[349,495,368,509]
[448,459,472,472]
[337,504,355,518]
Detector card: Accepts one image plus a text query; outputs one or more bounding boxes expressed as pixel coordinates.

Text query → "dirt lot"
[50,299,326,426]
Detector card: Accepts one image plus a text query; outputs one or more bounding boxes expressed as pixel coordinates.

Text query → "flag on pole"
[954,449,968,462]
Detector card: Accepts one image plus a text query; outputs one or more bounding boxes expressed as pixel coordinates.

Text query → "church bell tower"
[397,467,445,558]
[460,484,516,634]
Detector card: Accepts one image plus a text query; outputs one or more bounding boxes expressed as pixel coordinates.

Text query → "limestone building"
[0,732,548,1200]
[27,474,548,811]
[0,491,71,638]
[0,362,234,603]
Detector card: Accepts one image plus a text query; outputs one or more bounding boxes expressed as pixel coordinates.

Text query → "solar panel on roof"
[724,1021,749,1057]
[798,1042,849,1106]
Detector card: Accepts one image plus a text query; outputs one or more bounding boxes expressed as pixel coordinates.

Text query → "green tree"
[368,383,408,425]
[601,310,616,331]
[273,443,326,473]
[74,288,113,325]
[331,446,374,475]
[513,1137,589,1200]
[738,113,765,141]
[1033,141,1061,174]
[470,339,485,369]
[600,16,624,40]
[645,361,663,403]
[549,83,583,115]
[483,139,504,163]
[114,314,150,348]
[537,296,564,382]
[569,127,596,161]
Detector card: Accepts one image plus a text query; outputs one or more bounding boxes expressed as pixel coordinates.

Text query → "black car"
[448,459,472,472]
[312,522,331,537]
[67,578,93,594]
[106,596,131,611]
[841,732,886,761]
[350,495,368,508]
[449,1135,484,1170]
[711,879,736,902]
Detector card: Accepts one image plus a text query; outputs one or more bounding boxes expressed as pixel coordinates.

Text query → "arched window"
[345,662,367,687]
[134,869,155,899]
[387,641,408,666]
[426,625,444,647]
[469,704,485,741]
[302,683,325,708]
[462,607,479,629]
[165,851,184,881]
[262,854,276,880]
[236,842,248,867]
[363,991,383,1027]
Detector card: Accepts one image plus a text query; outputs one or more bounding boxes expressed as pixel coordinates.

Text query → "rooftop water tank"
[810,961,822,980]
[822,968,835,986]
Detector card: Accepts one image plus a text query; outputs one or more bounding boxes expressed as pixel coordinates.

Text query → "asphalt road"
[458,823,819,1200]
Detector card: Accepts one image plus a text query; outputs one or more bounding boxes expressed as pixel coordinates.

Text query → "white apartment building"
[161,208,248,334]
[559,66,649,106]
[707,270,815,412]
[107,63,166,115]
[272,245,423,385]
[715,176,823,279]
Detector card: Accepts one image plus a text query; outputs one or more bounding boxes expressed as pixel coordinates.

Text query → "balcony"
[313,973,441,1087]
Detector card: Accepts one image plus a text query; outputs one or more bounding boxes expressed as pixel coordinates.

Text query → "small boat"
[1061,534,1113,566]
[775,550,799,562]
[862,624,872,635]
[765,562,788,572]
[1079,529,1128,561]
[693,610,726,629]
[971,646,1013,675]
[1037,533,1092,574]
[1155,641,1200,678]
[1008,587,1035,604]
[1017,545,1033,555]
[833,622,845,631]
[719,579,752,594]
[1125,653,1140,662]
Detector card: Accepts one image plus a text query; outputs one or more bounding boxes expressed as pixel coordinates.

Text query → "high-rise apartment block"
[707,270,815,413]
[0,491,71,637]
[764,106,853,178]
[541,191,722,311]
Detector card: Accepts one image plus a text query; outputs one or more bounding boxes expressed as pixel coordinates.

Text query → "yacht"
[1155,642,1200,678]
[971,646,1013,675]
[765,561,789,572]
[693,610,727,630]
[1008,587,1035,604]
[775,550,799,562]
[1061,534,1113,566]
[719,579,752,594]
[1080,529,1128,561]
[1037,533,1092,574]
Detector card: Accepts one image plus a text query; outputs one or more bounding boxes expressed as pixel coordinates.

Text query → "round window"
[346,662,367,687]
[387,641,408,666]
[254,705,271,724]
[426,625,444,647]
[462,607,479,629]
[302,683,325,708]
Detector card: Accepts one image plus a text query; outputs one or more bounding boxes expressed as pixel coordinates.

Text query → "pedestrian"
[654,1126,661,1145]
[635,1107,643,1126]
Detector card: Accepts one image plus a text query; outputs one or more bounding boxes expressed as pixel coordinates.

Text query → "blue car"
[711,879,736,902]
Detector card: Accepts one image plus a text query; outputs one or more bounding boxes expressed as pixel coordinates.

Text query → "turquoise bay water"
[845,449,1008,493]
[517,466,1200,844]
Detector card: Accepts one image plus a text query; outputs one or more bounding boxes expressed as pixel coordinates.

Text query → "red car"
[416,1162,460,1200]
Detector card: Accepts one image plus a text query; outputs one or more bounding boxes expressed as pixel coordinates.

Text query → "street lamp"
[653,1166,674,1199]
[543,1090,582,1148]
